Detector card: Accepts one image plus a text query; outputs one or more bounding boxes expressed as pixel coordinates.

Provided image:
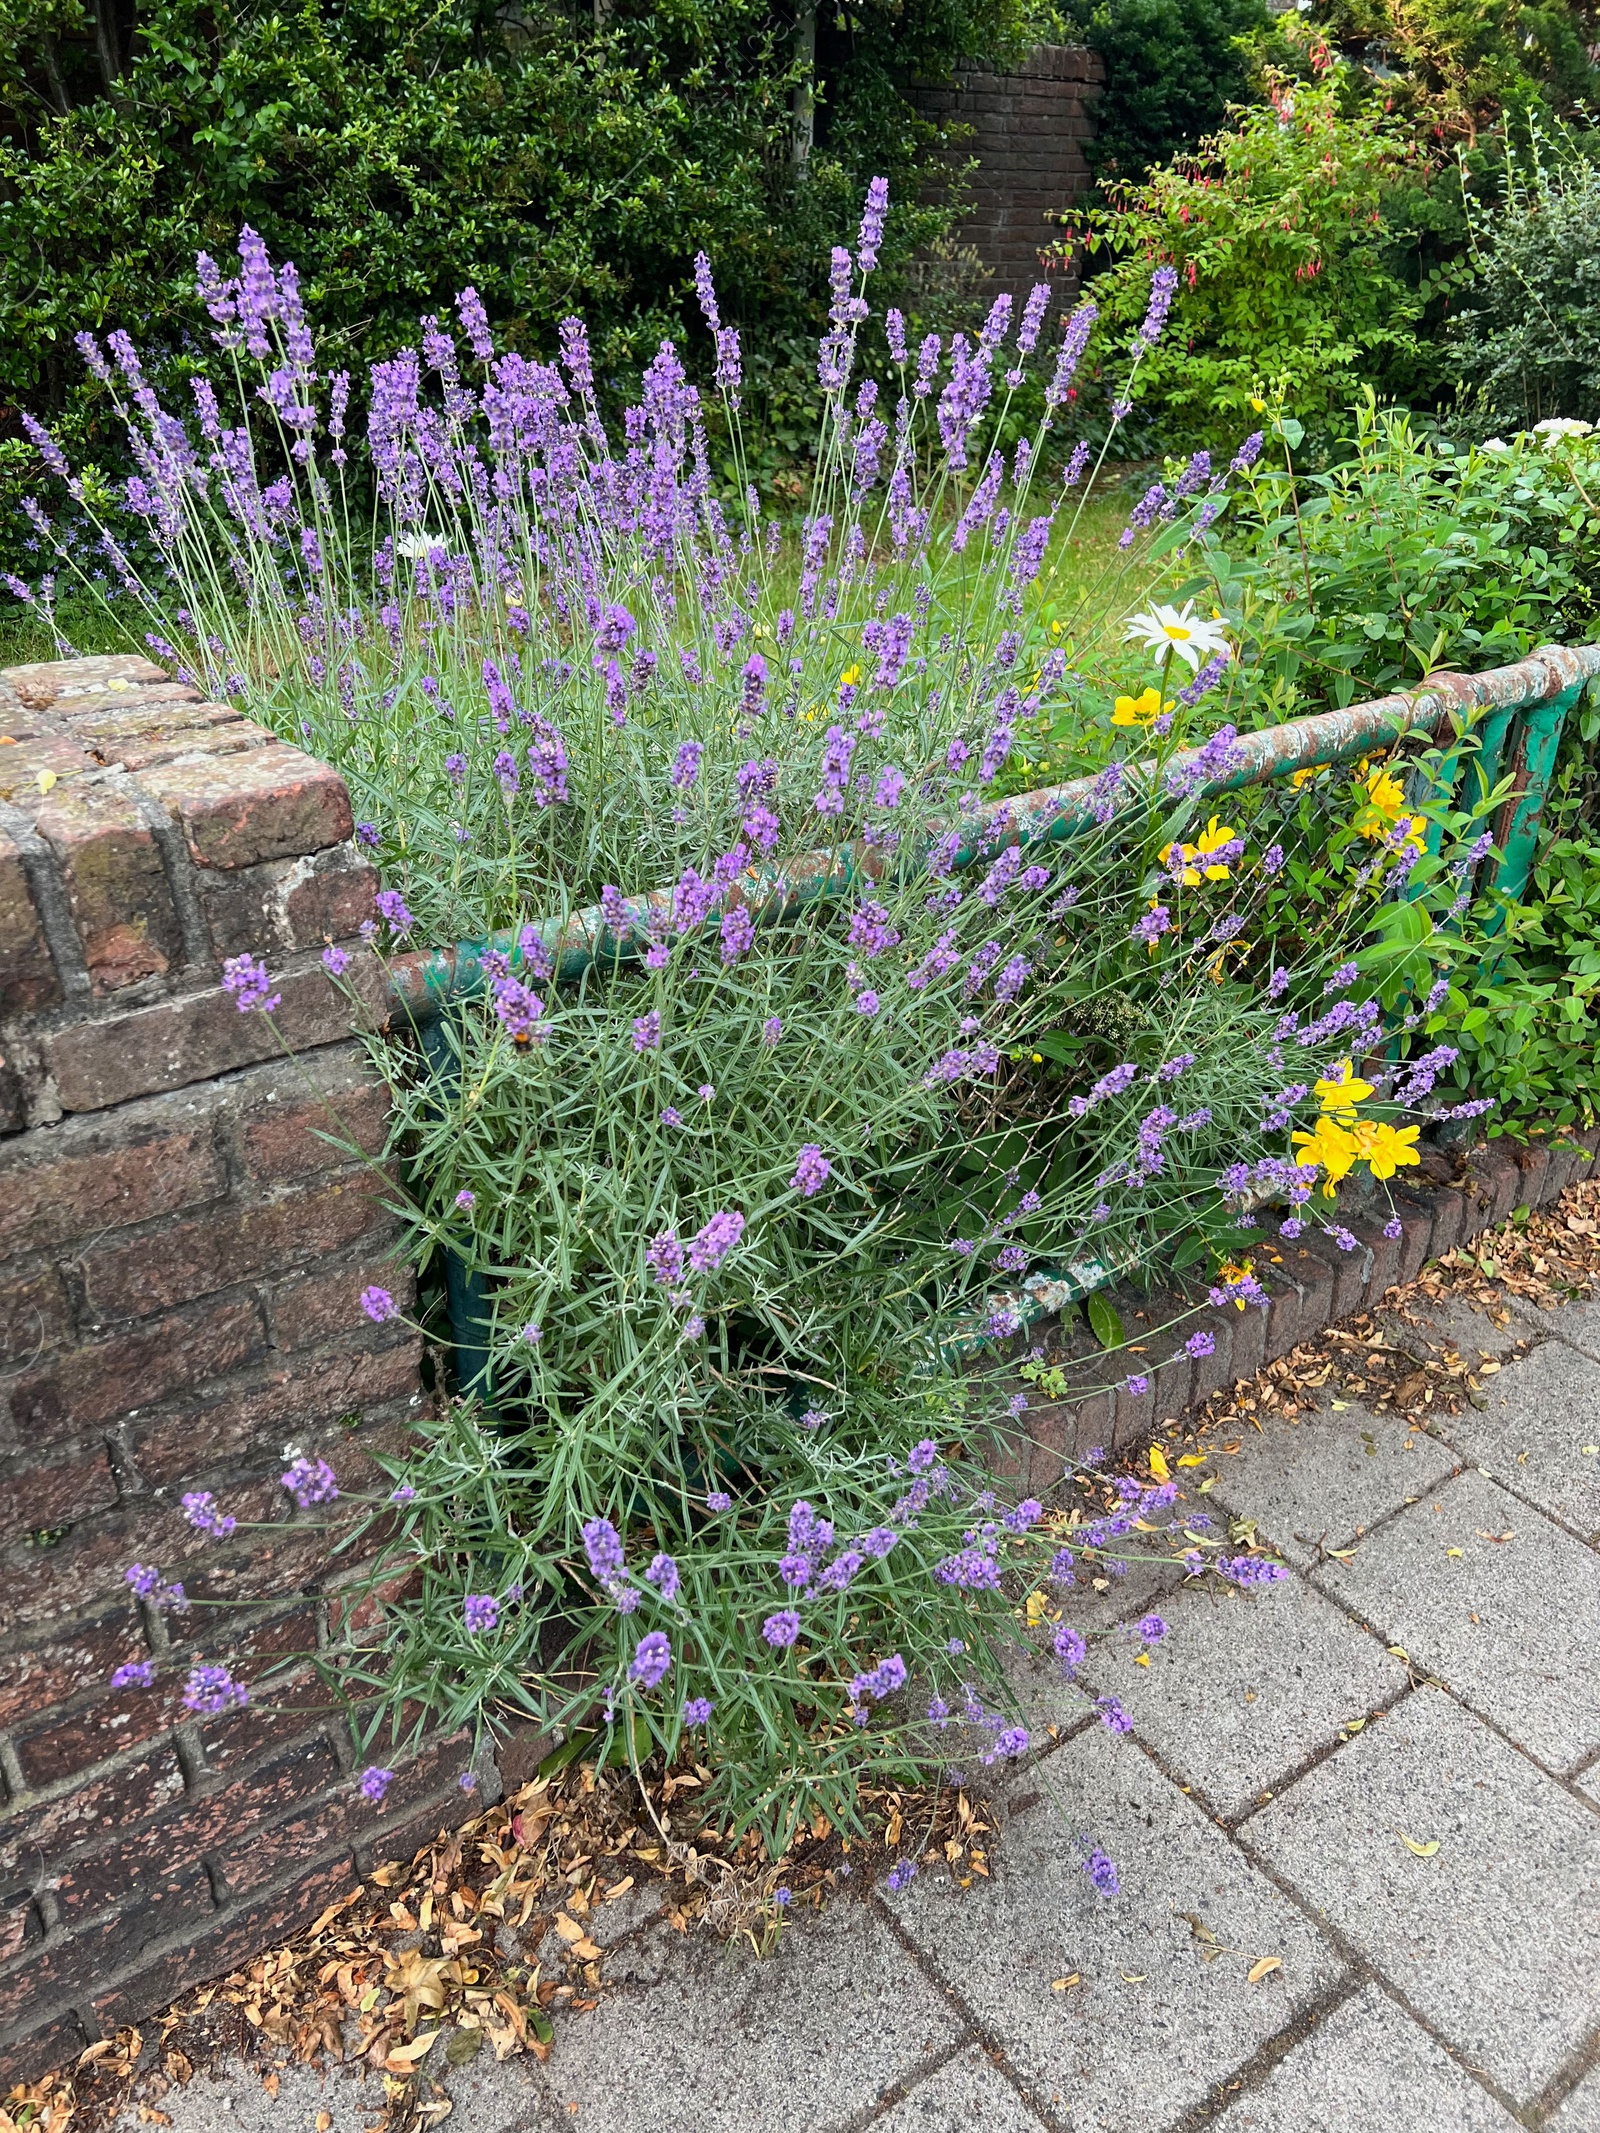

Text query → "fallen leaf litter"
[7,1174,1595,2133]
[2,1761,989,2133]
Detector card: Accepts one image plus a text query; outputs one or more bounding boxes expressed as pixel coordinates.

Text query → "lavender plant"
[24,193,1487,1860]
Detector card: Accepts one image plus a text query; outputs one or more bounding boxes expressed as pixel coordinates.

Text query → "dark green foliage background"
[0,0,1033,557]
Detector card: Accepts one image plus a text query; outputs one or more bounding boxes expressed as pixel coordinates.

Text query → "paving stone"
[1542,1295,1600,1362]
[1206,1401,1459,1569]
[1080,1577,1409,1821]
[869,2046,1049,2129]
[533,1896,961,2131]
[1209,1983,1521,2132]
[1550,2066,1600,2133]
[1429,1336,1600,1543]
[1381,1290,1544,1362]
[1245,1688,1600,2105]
[1313,1471,1600,1772]
[532,1876,669,1969]
[889,1723,1345,2133]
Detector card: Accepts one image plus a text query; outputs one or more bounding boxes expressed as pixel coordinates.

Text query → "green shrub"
[1061,68,1441,446]
[0,0,1028,566]
[1196,403,1600,713]
[1448,135,1600,427]
[1048,0,1270,180]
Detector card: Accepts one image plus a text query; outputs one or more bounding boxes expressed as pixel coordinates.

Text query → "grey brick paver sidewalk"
[120,1287,1600,2132]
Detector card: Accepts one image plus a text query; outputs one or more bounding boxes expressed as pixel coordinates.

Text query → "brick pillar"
[0,657,465,2081]
[912,43,1103,302]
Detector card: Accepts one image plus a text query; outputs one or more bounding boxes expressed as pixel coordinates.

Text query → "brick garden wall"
[912,44,1103,300]
[4,654,1595,2084]
[0,656,471,2082]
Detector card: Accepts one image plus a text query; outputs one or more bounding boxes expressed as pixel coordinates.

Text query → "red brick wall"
[0,657,462,2081]
[913,44,1103,300]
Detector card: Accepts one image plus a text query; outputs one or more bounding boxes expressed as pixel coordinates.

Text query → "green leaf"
[1086,1290,1124,1350]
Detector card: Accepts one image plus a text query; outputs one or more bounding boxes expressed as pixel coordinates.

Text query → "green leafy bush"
[1449,136,1600,427]
[1198,404,1600,713]
[1047,0,1269,179]
[0,0,1023,564]
[1061,69,1440,445]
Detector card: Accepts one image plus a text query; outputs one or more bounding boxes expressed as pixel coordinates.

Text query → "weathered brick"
[1463,1145,1523,1229]
[1029,1386,1114,1494]
[0,1511,179,1633]
[62,700,245,769]
[1261,1271,1304,1364]
[31,781,183,994]
[1510,1141,1550,1212]
[199,846,378,960]
[2,1296,265,1446]
[0,1111,226,1258]
[127,1335,420,1485]
[0,1750,186,1884]
[0,1863,214,2031]
[1420,1182,1467,1267]
[270,1257,416,1354]
[227,1735,474,1899]
[0,735,99,803]
[0,1268,71,1368]
[236,1057,390,1183]
[1275,1239,1336,1348]
[0,1444,119,1548]
[0,1895,40,1965]
[0,2007,91,2086]
[0,1614,144,1735]
[141,746,352,870]
[50,680,204,727]
[2,656,168,711]
[1223,1293,1270,1387]
[78,1174,393,1324]
[55,1738,341,1916]
[1185,1311,1235,1405]
[46,952,384,1114]
[1356,1216,1403,1307]
[1540,1141,1583,1206]
[14,1672,184,1789]
[89,1852,355,2035]
[0,825,59,1016]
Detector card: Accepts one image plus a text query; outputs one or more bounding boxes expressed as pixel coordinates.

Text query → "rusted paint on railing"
[387,642,1600,1026]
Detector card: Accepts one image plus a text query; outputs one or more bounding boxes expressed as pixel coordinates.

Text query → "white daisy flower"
[1123,600,1231,672]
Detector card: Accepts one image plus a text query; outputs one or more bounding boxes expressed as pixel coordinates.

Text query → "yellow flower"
[1112,686,1172,729]
[1292,1115,1361,1196]
[1290,764,1323,789]
[1314,1058,1375,1120]
[1216,1260,1256,1308]
[1194,818,1240,880]
[1353,765,1418,843]
[1360,1121,1422,1180]
[1159,818,1240,888]
[839,664,863,692]
[1249,395,1266,413]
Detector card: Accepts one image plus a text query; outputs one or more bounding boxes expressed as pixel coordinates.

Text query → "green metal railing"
[390,641,1600,1393]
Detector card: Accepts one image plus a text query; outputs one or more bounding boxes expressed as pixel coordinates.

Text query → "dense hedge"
[0,0,1032,559]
